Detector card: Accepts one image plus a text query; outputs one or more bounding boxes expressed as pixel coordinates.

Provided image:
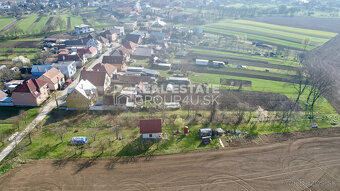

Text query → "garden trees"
[293,67,310,108]
[55,17,66,32]
[87,128,99,142]
[302,37,311,51]
[174,116,185,131]
[51,125,67,143]
[8,25,24,36]
[305,67,334,118]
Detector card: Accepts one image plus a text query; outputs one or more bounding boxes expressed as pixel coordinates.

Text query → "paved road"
[1,130,340,190]
[0,46,116,163]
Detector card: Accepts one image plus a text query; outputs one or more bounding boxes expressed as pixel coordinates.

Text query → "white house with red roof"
[11,79,50,106]
[139,119,162,139]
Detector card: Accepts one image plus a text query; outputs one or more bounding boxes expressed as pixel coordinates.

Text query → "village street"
[0,45,118,163]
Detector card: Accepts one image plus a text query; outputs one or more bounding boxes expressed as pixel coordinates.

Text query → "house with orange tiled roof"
[38,68,65,91]
[11,79,50,106]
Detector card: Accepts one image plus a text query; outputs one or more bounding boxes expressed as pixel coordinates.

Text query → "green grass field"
[212,20,332,45]
[31,16,49,34]
[16,14,39,33]
[202,26,314,50]
[233,20,337,38]
[189,73,336,115]
[0,16,15,31]
[70,16,84,28]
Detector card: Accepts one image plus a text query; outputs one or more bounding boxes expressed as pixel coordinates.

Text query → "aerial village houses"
[80,70,111,95]
[66,79,98,109]
[102,55,127,71]
[77,46,97,58]
[74,24,93,34]
[52,61,77,78]
[140,119,162,139]
[11,79,50,106]
[92,63,117,78]
[38,68,65,91]
[58,54,87,67]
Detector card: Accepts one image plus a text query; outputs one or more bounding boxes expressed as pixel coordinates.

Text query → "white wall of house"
[142,133,160,139]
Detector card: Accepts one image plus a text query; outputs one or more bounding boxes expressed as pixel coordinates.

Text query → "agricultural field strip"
[184,64,294,83]
[234,20,338,38]
[0,17,16,31]
[202,27,313,50]
[209,24,329,46]
[26,16,42,34]
[202,26,312,50]
[189,73,336,114]
[31,16,49,33]
[188,47,301,67]
[16,14,39,32]
[213,21,332,44]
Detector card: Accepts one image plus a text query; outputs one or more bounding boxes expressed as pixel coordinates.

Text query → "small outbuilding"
[140,119,162,139]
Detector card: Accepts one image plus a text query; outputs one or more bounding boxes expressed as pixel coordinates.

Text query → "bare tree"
[87,128,99,142]
[112,125,122,140]
[302,37,311,51]
[305,67,334,117]
[92,139,109,154]
[233,110,244,133]
[293,67,310,107]
[52,126,67,143]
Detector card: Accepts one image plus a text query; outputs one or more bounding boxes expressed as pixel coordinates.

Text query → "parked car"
[62,79,72,89]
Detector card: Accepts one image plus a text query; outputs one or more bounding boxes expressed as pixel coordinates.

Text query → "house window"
[149,134,152,138]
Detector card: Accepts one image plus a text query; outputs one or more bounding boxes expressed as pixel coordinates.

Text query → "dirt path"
[0,128,340,190]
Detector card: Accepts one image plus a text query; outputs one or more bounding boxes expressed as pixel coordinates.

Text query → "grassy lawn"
[12,111,220,160]
[70,16,84,28]
[0,16,15,31]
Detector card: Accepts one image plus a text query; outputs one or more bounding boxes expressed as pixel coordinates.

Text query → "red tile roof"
[140,119,162,134]
[13,79,47,98]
